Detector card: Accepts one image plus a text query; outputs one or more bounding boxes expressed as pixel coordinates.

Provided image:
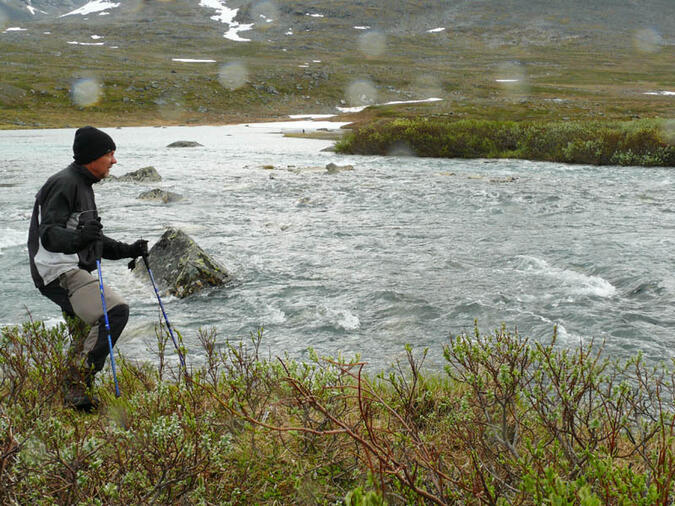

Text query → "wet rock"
[133,228,232,298]
[489,176,519,183]
[325,162,354,174]
[107,166,162,183]
[137,188,183,203]
[167,141,203,148]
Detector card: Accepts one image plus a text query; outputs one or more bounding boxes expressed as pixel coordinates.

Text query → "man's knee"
[87,304,129,372]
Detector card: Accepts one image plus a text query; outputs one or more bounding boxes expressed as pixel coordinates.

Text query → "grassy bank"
[335,118,675,167]
[2,320,675,504]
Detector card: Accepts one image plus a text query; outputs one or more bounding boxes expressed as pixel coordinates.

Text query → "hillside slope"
[0,0,672,128]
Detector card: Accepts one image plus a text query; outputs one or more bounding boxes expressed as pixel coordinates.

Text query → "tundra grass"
[0,21,672,129]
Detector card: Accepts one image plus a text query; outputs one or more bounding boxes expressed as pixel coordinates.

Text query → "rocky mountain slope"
[0,0,672,128]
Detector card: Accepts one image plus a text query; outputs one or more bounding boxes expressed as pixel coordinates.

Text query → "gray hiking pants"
[40,268,129,372]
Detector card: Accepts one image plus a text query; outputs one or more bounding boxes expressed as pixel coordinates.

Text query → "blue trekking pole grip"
[95,241,121,397]
[142,255,187,371]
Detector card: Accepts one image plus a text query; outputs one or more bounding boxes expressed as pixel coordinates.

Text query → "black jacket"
[28,162,134,288]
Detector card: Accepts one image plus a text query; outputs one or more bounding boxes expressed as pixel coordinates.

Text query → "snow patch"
[427,27,445,33]
[199,0,254,42]
[26,6,46,15]
[172,58,217,63]
[336,97,443,113]
[644,91,675,96]
[67,41,105,46]
[60,0,120,17]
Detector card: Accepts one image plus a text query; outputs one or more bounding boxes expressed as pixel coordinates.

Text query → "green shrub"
[2,321,675,503]
[336,118,675,167]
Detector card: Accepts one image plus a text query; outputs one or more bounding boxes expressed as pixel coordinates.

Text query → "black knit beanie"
[73,126,116,165]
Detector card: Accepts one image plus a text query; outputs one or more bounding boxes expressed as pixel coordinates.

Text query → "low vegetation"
[2,319,675,504]
[335,118,675,166]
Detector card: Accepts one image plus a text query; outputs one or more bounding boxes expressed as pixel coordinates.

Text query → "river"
[1,122,673,370]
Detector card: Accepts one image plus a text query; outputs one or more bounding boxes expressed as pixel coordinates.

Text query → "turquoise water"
[1,123,674,369]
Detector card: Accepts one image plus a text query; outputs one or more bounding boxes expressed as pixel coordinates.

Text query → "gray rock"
[137,188,184,203]
[167,141,203,148]
[325,162,354,174]
[133,228,232,298]
[108,166,162,183]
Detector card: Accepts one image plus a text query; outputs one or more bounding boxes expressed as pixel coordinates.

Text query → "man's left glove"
[127,239,148,259]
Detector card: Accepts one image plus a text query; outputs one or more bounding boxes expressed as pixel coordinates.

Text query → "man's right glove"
[78,219,103,245]
[127,239,148,259]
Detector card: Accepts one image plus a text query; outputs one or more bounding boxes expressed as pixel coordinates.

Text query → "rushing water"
[1,123,673,370]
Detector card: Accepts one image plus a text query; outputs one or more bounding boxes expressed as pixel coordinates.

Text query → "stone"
[108,166,162,183]
[137,188,183,203]
[133,228,232,298]
[167,141,203,148]
[325,162,354,174]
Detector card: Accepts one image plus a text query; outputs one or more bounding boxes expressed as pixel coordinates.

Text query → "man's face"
[85,151,116,179]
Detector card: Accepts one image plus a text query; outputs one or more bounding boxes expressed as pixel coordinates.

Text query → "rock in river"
[167,141,203,148]
[137,188,184,203]
[107,166,162,183]
[133,228,232,298]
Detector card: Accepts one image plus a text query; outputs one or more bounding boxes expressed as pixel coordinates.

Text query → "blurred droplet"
[387,141,414,157]
[0,7,8,30]
[633,28,663,53]
[357,30,386,58]
[126,0,145,14]
[662,119,675,146]
[218,62,249,90]
[156,91,185,122]
[107,404,130,430]
[494,62,529,97]
[71,77,102,107]
[346,79,377,107]
[252,1,278,24]
[413,74,442,99]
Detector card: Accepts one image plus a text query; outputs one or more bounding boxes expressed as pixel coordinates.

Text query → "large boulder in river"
[134,228,232,298]
[108,166,162,183]
[167,141,203,148]
[137,188,184,203]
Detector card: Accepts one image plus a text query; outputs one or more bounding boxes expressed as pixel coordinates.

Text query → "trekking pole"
[138,255,187,372]
[95,242,121,398]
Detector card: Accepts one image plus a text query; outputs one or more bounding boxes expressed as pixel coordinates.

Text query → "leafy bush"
[336,118,675,167]
[2,321,675,503]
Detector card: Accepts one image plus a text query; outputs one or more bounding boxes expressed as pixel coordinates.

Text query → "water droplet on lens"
[0,7,8,30]
[494,62,529,98]
[346,79,377,107]
[633,28,663,53]
[662,119,675,146]
[218,62,249,90]
[252,1,279,25]
[413,74,442,99]
[357,30,386,58]
[71,77,101,107]
[387,141,414,157]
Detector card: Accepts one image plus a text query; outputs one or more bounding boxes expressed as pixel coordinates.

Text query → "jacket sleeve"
[102,235,133,260]
[39,188,84,254]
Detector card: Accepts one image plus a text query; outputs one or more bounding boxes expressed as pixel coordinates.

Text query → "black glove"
[78,219,103,246]
[127,239,148,259]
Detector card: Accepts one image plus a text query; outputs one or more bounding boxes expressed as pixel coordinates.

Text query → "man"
[27,126,147,411]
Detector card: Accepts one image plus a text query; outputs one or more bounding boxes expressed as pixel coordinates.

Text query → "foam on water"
[517,256,617,298]
[0,227,25,253]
